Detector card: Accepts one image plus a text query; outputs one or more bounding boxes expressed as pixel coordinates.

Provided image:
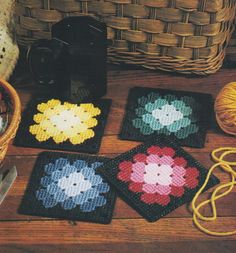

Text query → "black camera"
[27,16,107,102]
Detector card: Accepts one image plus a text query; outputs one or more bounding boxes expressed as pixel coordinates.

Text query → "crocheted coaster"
[14,98,111,153]
[98,136,219,222]
[18,152,116,224]
[120,87,212,148]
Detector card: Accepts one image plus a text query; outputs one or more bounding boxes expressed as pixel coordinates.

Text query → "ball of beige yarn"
[214,82,236,135]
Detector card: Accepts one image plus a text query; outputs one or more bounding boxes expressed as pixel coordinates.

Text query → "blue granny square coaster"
[119,87,212,148]
[18,152,116,224]
[14,98,111,153]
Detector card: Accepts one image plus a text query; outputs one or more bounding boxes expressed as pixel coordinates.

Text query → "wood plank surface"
[1,65,236,253]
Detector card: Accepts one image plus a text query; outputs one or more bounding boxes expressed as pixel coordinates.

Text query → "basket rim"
[0,79,21,147]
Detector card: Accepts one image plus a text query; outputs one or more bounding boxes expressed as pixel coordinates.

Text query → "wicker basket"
[0,79,21,165]
[15,0,236,75]
[226,15,236,63]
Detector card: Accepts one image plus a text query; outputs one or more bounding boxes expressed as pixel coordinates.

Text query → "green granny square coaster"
[119,87,212,148]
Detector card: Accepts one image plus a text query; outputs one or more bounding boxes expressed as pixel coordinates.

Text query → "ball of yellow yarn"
[215,82,236,135]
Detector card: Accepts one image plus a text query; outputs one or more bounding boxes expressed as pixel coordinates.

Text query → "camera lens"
[29,47,55,85]
[27,39,64,86]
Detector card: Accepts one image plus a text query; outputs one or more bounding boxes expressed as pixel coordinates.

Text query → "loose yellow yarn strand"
[192,147,236,236]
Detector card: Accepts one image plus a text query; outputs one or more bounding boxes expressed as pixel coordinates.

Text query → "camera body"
[28,16,107,102]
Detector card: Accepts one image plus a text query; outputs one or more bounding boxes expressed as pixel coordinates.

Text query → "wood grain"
[1,65,236,252]
[1,218,236,244]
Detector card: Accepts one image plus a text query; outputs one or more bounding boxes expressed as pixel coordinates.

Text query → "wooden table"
[1,65,236,253]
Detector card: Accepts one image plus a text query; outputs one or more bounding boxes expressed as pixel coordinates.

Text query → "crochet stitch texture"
[14,99,111,153]
[18,152,116,223]
[133,92,200,139]
[98,136,219,222]
[36,158,110,212]
[29,99,101,145]
[120,87,212,148]
[117,146,199,206]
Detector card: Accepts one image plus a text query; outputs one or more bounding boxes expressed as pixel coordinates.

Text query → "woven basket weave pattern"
[15,0,236,75]
[226,15,236,62]
[0,79,21,164]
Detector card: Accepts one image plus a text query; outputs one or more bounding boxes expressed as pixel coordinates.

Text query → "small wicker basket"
[0,79,21,165]
[226,15,236,63]
[15,0,236,75]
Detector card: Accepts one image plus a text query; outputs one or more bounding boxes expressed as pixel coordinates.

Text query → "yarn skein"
[214,82,236,135]
[192,147,236,236]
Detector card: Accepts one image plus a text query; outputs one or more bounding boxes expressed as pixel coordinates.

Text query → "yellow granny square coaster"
[14,98,111,153]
